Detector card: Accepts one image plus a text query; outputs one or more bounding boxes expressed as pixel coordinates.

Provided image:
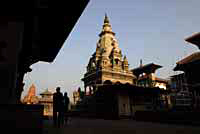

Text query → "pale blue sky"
[22,0,200,100]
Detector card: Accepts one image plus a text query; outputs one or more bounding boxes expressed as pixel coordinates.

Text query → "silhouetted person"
[53,87,64,127]
[63,92,70,125]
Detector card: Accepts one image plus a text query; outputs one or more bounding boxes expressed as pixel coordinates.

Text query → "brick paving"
[43,117,200,134]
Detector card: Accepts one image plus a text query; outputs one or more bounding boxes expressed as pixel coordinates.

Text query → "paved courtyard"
[43,117,200,134]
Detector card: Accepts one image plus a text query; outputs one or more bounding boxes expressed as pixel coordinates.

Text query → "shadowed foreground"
[43,117,200,134]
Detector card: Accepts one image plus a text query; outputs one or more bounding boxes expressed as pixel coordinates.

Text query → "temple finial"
[104,13,109,23]
[99,13,115,37]
[140,59,143,67]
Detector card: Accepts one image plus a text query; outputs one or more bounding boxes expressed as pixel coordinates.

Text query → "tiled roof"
[138,75,168,83]
[40,89,53,95]
[133,63,162,70]
[155,77,168,83]
[132,63,162,75]
[176,52,200,65]
[170,73,184,78]
[185,32,200,48]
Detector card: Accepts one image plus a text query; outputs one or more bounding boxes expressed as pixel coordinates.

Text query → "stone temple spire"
[104,13,109,23]
[22,84,39,104]
[28,84,36,97]
[81,15,136,94]
[99,14,115,37]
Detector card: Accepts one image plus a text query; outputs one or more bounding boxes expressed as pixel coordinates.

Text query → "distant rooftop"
[176,52,200,65]
[132,63,162,76]
[40,89,53,95]
[170,73,185,78]
[185,32,200,49]
[174,52,200,71]
[155,77,168,83]
[138,74,168,83]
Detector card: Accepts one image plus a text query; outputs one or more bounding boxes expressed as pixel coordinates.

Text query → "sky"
[22,0,200,101]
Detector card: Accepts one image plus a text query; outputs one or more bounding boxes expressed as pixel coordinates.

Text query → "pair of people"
[53,87,70,127]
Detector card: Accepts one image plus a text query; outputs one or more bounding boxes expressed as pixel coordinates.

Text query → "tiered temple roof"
[132,63,162,77]
[39,89,53,103]
[185,32,200,49]
[174,32,200,71]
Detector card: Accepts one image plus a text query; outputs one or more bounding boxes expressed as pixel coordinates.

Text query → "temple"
[82,14,136,95]
[173,32,200,111]
[74,15,170,119]
[39,89,53,117]
[22,84,39,104]
[132,61,168,90]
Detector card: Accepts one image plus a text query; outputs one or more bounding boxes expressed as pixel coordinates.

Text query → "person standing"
[63,92,70,125]
[53,87,64,127]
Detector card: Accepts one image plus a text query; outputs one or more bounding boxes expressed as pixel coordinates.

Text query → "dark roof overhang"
[132,63,162,76]
[174,52,200,71]
[174,59,200,71]
[185,32,200,49]
[2,0,90,72]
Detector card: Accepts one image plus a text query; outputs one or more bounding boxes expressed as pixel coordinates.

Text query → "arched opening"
[125,82,131,86]
[115,59,119,65]
[103,80,113,85]
[0,1,92,129]
[125,82,131,88]
[115,81,122,85]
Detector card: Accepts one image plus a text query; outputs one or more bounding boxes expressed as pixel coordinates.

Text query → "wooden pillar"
[84,85,87,96]
[89,86,92,95]
[0,20,24,104]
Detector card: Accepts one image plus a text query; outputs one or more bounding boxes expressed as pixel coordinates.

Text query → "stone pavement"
[43,117,200,134]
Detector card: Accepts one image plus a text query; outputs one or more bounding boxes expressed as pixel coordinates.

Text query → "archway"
[115,81,122,85]
[103,80,113,85]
